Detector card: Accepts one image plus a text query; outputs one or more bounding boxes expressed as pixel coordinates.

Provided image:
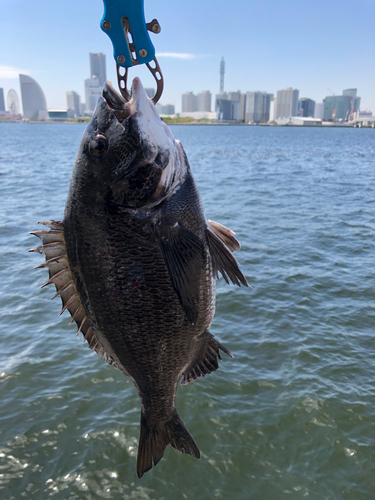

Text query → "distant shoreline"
[0,120,373,128]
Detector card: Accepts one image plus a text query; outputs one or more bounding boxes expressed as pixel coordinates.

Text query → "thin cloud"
[156,52,205,60]
[0,65,29,78]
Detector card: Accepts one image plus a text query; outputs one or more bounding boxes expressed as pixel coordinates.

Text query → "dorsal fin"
[29,221,119,370]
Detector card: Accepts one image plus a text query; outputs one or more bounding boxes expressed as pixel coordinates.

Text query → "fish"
[30,77,248,478]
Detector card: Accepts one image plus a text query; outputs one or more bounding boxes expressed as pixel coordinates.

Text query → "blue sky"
[1,0,374,113]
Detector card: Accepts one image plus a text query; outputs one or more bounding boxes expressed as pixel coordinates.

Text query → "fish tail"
[137,407,200,478]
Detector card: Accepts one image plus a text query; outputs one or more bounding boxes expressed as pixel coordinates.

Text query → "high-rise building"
[216,98,232,121]
[314,103,324,119]
[19,74,48,120]
[275,87,299,119]
[197,91,212,112]
[85,77,101,113]
[90,53,107,87]
[298,98,315,118]
[156,103,175,115]
[239,93,247,122]
[343,89,361,113]
[181,92,197,112]
[66,91,81,117]
[0,88,5,112]
[323,96,352,120]
[227,91,241,121]
[246,91,273,122]
[269,97,275,121]
[145,88,155,99]
[220,57,225,93]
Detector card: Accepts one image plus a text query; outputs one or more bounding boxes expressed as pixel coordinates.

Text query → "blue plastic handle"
[101,0,155,68]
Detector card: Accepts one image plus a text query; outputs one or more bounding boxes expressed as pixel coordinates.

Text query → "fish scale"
[31,78,247,478]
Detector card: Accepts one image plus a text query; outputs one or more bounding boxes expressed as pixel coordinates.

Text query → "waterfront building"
[314,103,324,119]
[227,91,241,121]
[216,98,232,121]
[275,87,299,119]
[156,103,175,115]
[343,89,361,113]
[323,96,352,120]
[80,103,86,116]
[220,57,225,93]
[245,91,273,122]
[298,98,315,118]
[7,89,20,115]
[66,91,81,117]
[145,88,155,99]
[0,88,5,112]
[85,77,101,114]
[182,92,197,112]
[19,74,48,120]
[239,93,247,122]
[90,53,107,87]
[269,97,275,122]
[48,108,75,120]
[197,91,212,112]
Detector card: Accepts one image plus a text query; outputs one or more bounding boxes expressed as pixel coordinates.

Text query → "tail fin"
[137,407,200,478]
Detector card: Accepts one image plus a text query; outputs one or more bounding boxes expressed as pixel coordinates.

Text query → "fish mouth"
[102,78,156,123]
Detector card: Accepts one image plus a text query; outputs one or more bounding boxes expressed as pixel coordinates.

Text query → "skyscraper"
[298,98,316,118]
[181,92,198,112]
[343,89,361,113]
[19,74,48,120]
[227,91,241,121]
[197,91,212,112]
[239,93,247,122]
[85,77,101,113]
[275,88,299,119]
[0,88,5,112]
[90,53,107,87]
[220,57,225,93]
[245,91,273,122]
[66,91,81,117]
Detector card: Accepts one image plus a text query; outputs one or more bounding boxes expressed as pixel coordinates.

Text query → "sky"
[1,0,374,114]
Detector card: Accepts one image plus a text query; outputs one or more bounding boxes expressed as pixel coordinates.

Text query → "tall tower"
[90,53,107,87]
[220,57,225,93]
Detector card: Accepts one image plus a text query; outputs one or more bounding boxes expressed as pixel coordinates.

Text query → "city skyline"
[0,0,374,114]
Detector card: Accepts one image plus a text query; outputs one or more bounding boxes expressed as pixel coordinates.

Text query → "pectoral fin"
[206,226,248,286]
[157,221,205,325]
[208,220,241,252]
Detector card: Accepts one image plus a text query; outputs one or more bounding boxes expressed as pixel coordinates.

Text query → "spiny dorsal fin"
[30,220,119,370]
[207,220,241,252]
[179,332,233,385]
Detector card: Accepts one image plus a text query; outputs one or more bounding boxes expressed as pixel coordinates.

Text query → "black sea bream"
[30,78,248,478]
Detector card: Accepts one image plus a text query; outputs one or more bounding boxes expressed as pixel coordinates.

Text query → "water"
[1,123,375,499]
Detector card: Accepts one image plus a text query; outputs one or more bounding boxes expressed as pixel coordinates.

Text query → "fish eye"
[89,134,109,158]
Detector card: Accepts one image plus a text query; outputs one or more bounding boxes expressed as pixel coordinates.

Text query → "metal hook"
[116,57,164,104]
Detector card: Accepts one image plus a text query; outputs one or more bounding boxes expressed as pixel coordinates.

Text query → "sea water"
[0,123,374,499]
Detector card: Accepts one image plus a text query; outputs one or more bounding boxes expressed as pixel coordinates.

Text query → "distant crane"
[327,88,335,96]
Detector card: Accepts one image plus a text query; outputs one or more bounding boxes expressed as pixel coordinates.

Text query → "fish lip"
[102,81,127,110]
[102,82,132,122]
[102,78,156,123]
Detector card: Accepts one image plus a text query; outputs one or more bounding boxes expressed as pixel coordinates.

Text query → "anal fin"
[180,332,233,385]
